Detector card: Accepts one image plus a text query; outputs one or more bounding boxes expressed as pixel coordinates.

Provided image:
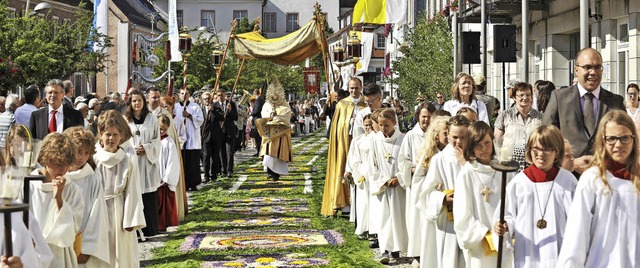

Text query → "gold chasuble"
[321,96,367,216]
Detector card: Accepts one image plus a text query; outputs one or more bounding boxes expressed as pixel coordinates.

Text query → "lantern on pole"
[333,44,344,63]
[210,45,223,70]
[178,26,192,54]
[347,32,362,63]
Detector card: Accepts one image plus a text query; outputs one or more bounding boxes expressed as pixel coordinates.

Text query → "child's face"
[461,112,477,123]
[45,163,69,179]
[378,117,396,137]
[448,125,468,150]
[530,141,558,172]
[363,119,373,135]
[100,126,122,153]
[372,120,380,132]
[159,125,169,137]
[473,133,493,164]
[604,122,634,164]
[72,148,91,171]
[437,128,448,147]
[561,143,574,172]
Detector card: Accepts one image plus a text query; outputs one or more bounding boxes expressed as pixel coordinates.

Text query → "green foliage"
[393,14,453,109]
[0,0,112,95]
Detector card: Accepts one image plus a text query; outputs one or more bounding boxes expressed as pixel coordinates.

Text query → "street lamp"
[178,26,192,91]
[210,45,223,70]
[347,32,362,64]
[25,1,51,16]
[333,44,344,63]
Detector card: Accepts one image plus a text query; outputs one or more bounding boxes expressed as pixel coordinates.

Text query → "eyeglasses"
[516,94,532,99]
[364,96,380,104]
[531,147,556,155]
[603,135,635,145]
[576,64,604,72]
[437,96,443,99]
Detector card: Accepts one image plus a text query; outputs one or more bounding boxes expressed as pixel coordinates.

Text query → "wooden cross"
[481,186,492,202]
[384,153,392,161]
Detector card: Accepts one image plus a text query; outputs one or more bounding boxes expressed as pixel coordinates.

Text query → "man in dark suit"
[62,80,74,108]
[213,91,238,177]
[543,48,625,174]
[250,88,265,156]
[200,91,224,182]
[29,79,84,140]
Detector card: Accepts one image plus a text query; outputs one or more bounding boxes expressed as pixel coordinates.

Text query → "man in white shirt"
[176,88,204,191]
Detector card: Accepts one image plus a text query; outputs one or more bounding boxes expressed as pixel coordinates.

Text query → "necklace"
[474,166,497,202]
[380,135,399,162]
[533,180,556,229]
[134,124,141,136]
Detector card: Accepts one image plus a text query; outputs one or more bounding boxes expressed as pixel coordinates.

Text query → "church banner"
[303,67,320,95]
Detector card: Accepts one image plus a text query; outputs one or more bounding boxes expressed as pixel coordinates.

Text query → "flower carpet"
[223,205,309,215]
[217,217,310,227]
[201,253,330,267]
[226,197,308,207]
[180,230,344,251]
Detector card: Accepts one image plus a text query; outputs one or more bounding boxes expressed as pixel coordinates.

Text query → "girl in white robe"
[421,115,471,268]
[0,213,41,268]
[453,122,511,267]
[344,115,375,236]
[368,108,407,263]
[124,90,161,237]
[415,115,450,267]
[28,133,85,268]
[157,115,180,230]
[557,110,640,267]
[64,127,111,267]
[94,110,146,268]
[493,125,577,268]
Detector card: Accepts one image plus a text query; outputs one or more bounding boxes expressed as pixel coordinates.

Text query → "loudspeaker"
[461,32,481,64]
[493,25,517,63]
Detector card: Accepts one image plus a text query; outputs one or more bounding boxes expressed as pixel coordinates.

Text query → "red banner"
[303,67,320,95]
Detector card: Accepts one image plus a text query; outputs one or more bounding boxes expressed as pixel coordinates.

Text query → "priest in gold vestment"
[321,78,367,216]
[258,80,293,181]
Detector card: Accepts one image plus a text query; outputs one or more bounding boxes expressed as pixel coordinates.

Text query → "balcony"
[458,0,547,24]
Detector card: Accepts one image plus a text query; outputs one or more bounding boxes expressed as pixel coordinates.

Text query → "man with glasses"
[495,82,543,171]
[321,78,367,217]
[543,47,624,174]
[433,92,445,110]
[29,79,84,139]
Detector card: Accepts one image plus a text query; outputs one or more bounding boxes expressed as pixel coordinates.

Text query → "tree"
[393,14,453,109]
[0,0,112,95]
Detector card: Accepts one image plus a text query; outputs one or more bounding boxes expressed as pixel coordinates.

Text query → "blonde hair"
[37,133,77,167]
[63,126,97,168]
[591,110,640,192]
[524,125,565,167]
[421,116,450,168]
[158,114,171,128]
[4,124,30,166]
[450,72,477,102]
[379,108,396,122]
[97,110,132,146]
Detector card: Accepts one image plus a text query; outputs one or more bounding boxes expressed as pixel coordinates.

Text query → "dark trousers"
[255,131,262,152]
[182,149,202,189]
[224,134,236,173]
[141,191,159,236]
[203,140,222,180]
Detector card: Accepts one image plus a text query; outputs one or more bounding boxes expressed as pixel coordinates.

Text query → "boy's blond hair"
[38,133,77,167]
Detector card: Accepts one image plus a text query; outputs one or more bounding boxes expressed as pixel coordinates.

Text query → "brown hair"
[37,133,77,167]
[591,110,640,192]
[463,121,494,161]
[4,124,30,166]
[63,126,97,169]
[124,89,150,122]
[510,82,533,98]
[161,96,176,106]
[158,114,171,128]
[97,110,132,146]
[525,125,565,167]
[371,109,383,123]
[379,108,397,122]
[447,115,470,131]
[450,72,477,102]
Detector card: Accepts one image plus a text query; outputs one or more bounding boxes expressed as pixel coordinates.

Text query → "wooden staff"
[489,159,518,268]
[314,3,332,99]
[224,58,246,118]
[213,20,238,94]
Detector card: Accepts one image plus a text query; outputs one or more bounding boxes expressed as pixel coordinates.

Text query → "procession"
[0,0,639,267]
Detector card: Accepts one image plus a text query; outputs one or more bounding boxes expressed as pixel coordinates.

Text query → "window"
[177,10,183,28]
[619,23,629,43]
[6,7,15,18]
[201,10,215,29]
[264,12,276,32]
[375,33,386,49]
[286,13,299,32]
[233,10,248,21]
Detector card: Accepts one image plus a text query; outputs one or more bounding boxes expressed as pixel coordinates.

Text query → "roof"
[111,0,165,29]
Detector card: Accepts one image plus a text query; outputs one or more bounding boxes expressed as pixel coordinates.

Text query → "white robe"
[494,169,577,268]
[127,113,161,193]
[160,136,180,191]
[396,123,426,257]
[94,145,146,268]
[260,101,292,175]
[369,130,408,253]
[453,161,511,268]
[26,171,85,268]
[421,143,465,268]
[67,164,111,268]
[414,153,438,268]
[556,167,640,267]
[0,213,40,268]
[345,131,374,234]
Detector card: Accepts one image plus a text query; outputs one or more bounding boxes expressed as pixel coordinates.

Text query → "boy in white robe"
[344,115,375,237]
[157,115,180,230]
[397,103,433,258]
[369,108,407,264]
[64,127,111,267]
[557,110,640,267]
[27,133,85,268]
[94,110,146,268]
[421,115,471,268]
[493,125,576,268]
[453,122,511,267]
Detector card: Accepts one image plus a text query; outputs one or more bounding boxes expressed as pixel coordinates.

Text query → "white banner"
[93,0,109,52]
[168,0,182,62]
